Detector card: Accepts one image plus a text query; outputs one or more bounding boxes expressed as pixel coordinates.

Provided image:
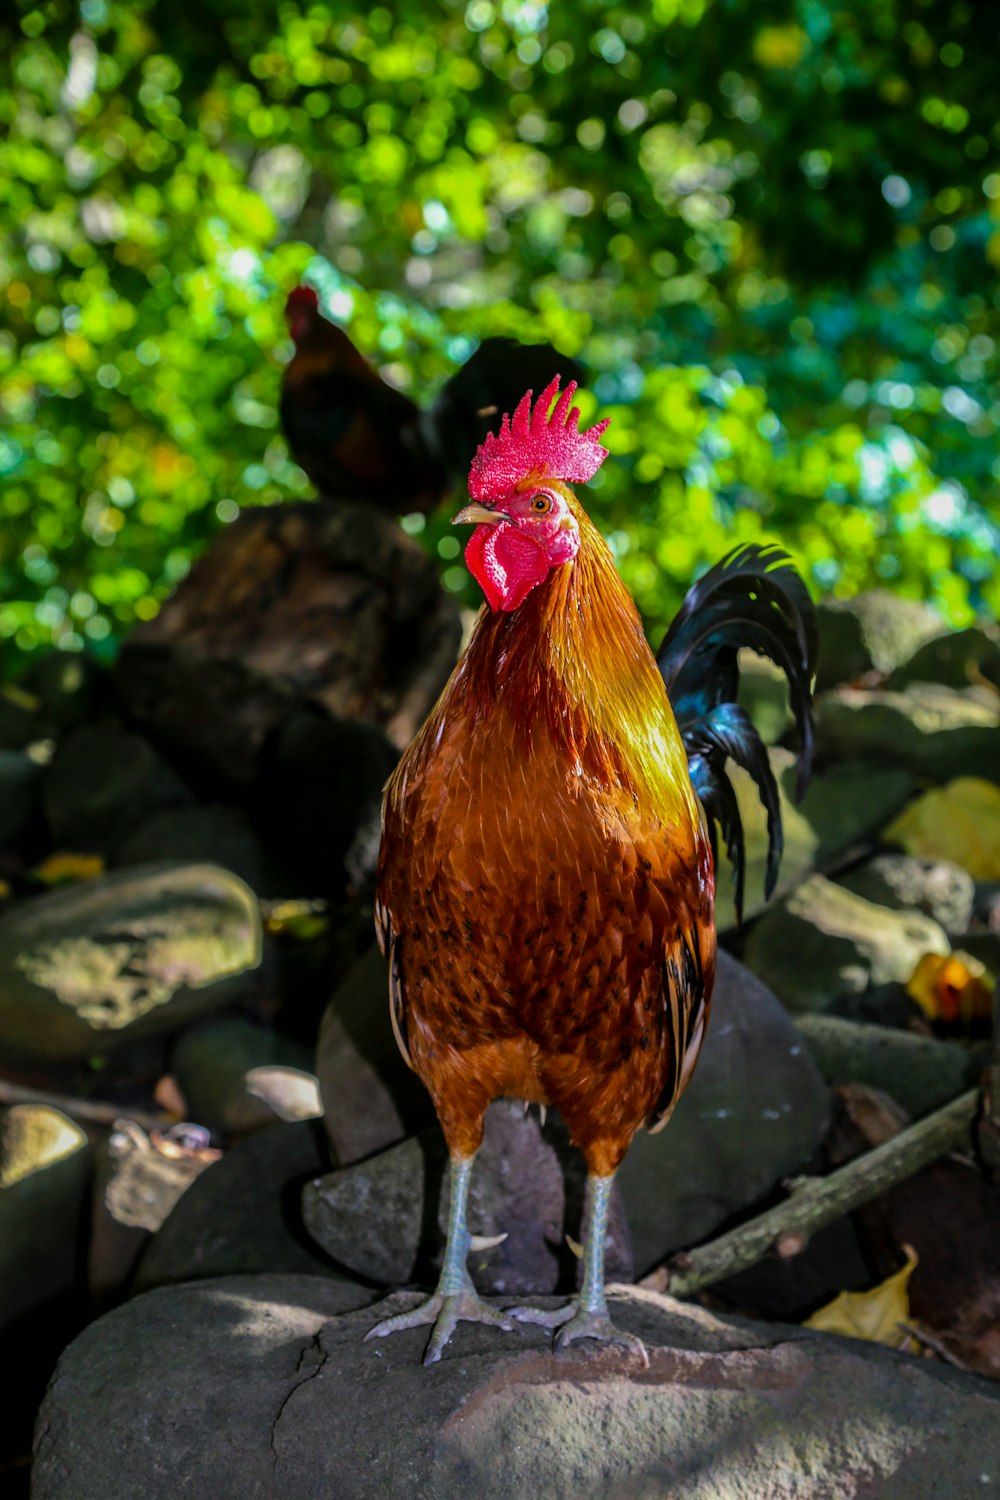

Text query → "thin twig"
[664,1088,980,1299]
[0,1078,169,1131]
[898,1321,973,1373]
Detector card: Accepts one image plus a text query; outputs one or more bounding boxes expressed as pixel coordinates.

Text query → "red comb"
[285,284,319,313]
[468,377,610,501]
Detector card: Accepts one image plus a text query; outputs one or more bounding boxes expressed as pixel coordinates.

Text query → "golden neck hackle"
[460,496,696,821]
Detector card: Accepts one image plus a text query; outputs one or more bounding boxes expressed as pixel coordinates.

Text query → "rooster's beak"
[452,503,508,526]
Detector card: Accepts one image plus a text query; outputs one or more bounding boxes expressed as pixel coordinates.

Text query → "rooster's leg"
[364,1153,514,1365]
[510,1173,648,1365]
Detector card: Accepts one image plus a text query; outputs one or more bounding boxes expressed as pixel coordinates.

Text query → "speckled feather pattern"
[377,498,715,1178]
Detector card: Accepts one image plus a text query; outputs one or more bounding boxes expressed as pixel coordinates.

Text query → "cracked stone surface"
[33,1274,1000,1499]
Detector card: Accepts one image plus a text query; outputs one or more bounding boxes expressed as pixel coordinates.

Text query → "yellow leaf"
[34,852,105,884]
[884,776,1000,880]
[907,950,995,1025]
[805,1247,919,1349]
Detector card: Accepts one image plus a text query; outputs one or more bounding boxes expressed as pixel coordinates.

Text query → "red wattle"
[465,523,551,612]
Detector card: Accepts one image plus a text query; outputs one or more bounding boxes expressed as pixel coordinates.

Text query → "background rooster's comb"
[285,283,319,312]
[468,376,611,501]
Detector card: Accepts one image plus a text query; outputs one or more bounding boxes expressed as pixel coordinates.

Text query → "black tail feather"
[657,544,817,923]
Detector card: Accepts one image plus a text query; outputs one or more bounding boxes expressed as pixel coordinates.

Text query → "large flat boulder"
[32,1276,1000,1500]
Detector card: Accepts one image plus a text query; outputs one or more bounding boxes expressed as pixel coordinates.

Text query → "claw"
[509,1301,649,1366]
[564,1234,583,1260]
[468,1231,508,1252]
[366,1288,515,1365]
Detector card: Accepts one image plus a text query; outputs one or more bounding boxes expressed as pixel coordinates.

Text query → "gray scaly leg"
[510,1172,648,1365]
[365,1153,513,1365]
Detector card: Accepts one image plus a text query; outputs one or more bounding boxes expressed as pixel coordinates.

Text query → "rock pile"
[1,564,997,1494]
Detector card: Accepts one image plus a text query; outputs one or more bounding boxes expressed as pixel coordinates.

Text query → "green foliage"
[1,0,998,659]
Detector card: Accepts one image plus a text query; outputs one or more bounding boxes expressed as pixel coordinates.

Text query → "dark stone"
[303,1100,632,1295]
[795,1013,986,1119]
[815,682,1000,784]
[41,723,193,854]
[316,945,436,1167]
[888,623,1000,693]
[170,1016,316,1136]
[617,950,829,1273]
[815,591,945,691]
[837,853,976,935]
[252,708,398,895]
[0,743,49,847]
[114,500,462,785]
[133,1121,335,1293]
[741,874,950,1019]
[25,649,108,732]
[111,802,278,897]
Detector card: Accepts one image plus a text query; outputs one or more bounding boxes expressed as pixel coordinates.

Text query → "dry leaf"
[884,777,1000,880]
[262,897,330,942]
[804,1246,920,1350]
[34,851,105,884]
[907,950,995,1025]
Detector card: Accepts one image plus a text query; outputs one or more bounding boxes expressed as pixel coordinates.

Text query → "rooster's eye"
[530,493,552,515]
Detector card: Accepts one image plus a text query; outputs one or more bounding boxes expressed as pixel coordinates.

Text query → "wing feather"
[647,926,709,1133]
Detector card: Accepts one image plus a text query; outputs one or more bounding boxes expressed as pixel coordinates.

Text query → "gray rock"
[714,749,916,930]
[133,1120,335,1293]
[617,950,828,1273]
[837,853,975,934]
[815,591,945,690]
[815,682,1000,784]
[0,740,51,846]
[795,1013,986,1119]
[170,1017,316,1136]
[888,623,1000,692]
[742,873,951,1018]
[0,863,261,1061]
[0,684,42,750]
[26,649,107,732]
[88,1121,218,1305]
[736,648,794,745]
[111,803,276,897]
[33,1278,1000,1500]
[41,723,193,853]
[973,881,1000,930]
[0,1104,90,1328]
[253,707,398,894]
[303,1100,632,1295]
[114,499,462,784]
[316,944,436,1166]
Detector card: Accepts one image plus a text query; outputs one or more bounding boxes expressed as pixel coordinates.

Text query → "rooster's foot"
[510,1302,649,1366]
[365,1286,515,1366]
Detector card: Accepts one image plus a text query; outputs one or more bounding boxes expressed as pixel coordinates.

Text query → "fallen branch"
[661,1087,980,1299]
[0,1078,168,1132]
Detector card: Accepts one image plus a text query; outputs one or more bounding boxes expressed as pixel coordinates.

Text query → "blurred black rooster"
[280,285,583,512]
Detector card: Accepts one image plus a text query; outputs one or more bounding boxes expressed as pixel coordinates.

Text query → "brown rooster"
[368,378,816,1363]
[281,284,584,512]
[281,284,445,512]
